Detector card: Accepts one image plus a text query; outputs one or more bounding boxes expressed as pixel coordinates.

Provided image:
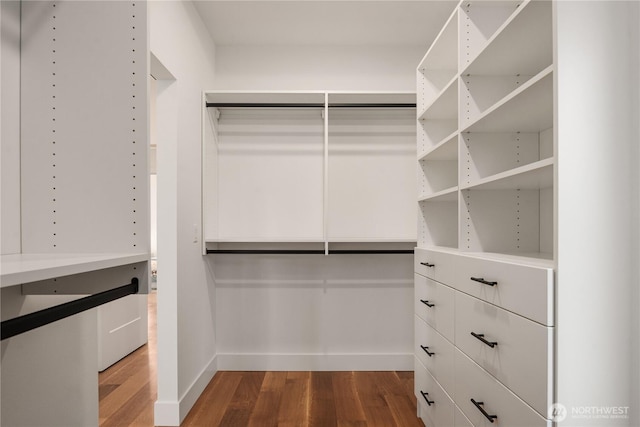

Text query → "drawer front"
[415,316,455,394]
[454,349,550,427]
[415,274,455,341]
[415,358,455,427]
[415,248,457,284]
[454,255,554,325]
[455,292,553,416]
[454,404,474,427]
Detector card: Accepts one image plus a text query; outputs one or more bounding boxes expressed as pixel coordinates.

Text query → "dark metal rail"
[1,278,139,341]
[205,103,416,109]
[206,249,414,255]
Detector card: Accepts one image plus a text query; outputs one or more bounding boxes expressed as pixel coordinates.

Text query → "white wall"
[556,2,640,425]
[1,0,21,255]
[149,2,217,425]
[210,44,421,370]
[213,45,424,91]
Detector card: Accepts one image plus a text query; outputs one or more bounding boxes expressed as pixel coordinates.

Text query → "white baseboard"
[154,354,218,426]
[216,353,413,371]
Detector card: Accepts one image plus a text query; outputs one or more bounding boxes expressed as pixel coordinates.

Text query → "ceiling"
[192,1,457,47]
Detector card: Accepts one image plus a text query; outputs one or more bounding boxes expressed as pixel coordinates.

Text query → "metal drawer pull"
[470,277,497,286]
[471,332,498,348]
[471,398,498,423]
[420,262,435,268]
[420,345,434,357]
[420,391,434,406]
[420,299,435,308]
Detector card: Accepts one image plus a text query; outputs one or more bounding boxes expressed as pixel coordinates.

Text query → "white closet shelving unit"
[1,1,150,425]
[415,1,555,426]
[416,1,640,426]
[202,91,417,254]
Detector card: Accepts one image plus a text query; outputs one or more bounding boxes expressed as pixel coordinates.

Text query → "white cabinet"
[417,2,640,427]
[415,1,555,425]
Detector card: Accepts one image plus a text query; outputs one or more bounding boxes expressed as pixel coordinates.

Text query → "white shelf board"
[418,132,458,161]
[327,92,416,105]
[462,250,554,267]
[205,91,326,105]
[418,76,458,120]
[418,186,459,202]
[461,158,553,191]
[417,7,458,71]
[462,0,552,76]
[206,238,325,243]
[0,252,149,288]
[463,66,553,133]
[327,238,417,243]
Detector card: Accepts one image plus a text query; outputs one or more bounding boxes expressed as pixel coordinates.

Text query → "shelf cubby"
[418,134,458,199]
[460,185,553,257]
[417,9,459,113]
[459,0,523,70]
[418,198,459,249]
[461,0,552,77]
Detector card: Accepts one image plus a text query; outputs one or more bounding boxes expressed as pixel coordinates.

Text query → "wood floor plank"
[332,371,367,426]
[217,371,265,427]
[181,371,243,427]
[247,371,288,427]
[353,371,398,427]
[276,371,310,427]
[309,371,337,427]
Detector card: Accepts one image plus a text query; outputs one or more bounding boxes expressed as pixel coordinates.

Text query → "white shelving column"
[1,1,150,424]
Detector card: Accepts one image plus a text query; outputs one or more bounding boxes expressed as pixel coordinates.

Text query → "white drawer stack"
[414,247,554,426]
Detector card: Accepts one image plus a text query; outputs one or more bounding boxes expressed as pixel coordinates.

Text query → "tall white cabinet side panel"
[556,2,639,425]
[20,0,149,254]
[1,0,21,255]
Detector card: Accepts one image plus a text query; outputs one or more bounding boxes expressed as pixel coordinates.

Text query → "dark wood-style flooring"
[99,292,423,427]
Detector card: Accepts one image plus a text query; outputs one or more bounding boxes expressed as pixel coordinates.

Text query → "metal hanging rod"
[1,278,139,341]
[205,103,416,109]
[206,249,414,255]
[328,104,416,109]
[206,103,325,109]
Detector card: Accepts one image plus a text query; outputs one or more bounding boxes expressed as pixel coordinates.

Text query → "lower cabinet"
[414,248,554,427]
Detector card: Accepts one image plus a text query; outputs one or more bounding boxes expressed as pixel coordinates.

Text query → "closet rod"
[206,249,414,255]
[206,102,325,108]
[328,103,416,109]
[1,278,139,341]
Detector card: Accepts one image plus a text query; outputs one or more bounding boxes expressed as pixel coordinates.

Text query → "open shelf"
[418,186,458,202]
[418,76,458,121]
[463,67,553,133]
[418,198,459,249]
[461,0,552,77]
[418,131,457,161]
[459,0,523,70]
[461,158,553,191]
[0,252,149,288]
[417,9,458,113]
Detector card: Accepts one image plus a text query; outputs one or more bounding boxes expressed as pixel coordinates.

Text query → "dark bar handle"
[471,332,498,348]
[470,277,497,286]
[420,391,434,406]
[420,345,434,357]
[420,262,435,268]
[420,299,435,308]
[471,398,498,423]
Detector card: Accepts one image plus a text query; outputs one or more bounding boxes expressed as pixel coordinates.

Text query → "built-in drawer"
[455,292,553,417]
[415,358,455,427]
[415,274,455,341]
[454,349,551,427]
[453,254,554,326]
[414,248,457,284]
[455,404,474,427]
[415,316,455,394]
